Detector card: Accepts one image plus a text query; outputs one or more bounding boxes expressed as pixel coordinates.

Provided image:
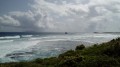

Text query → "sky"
[0,0,120,32]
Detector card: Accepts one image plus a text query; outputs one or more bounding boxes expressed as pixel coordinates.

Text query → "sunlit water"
[0,33,120,63]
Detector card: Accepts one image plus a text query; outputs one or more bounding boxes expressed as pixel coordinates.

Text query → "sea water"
[0,32,120,63]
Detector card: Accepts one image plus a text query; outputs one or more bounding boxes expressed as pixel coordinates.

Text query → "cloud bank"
[0,0,120,32]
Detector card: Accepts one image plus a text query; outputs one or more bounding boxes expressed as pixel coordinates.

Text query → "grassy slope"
[0,38,120,67]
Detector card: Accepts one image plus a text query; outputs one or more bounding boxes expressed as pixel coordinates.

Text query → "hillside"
[0,37,120,67]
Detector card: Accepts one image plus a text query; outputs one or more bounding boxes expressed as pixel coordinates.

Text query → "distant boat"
[65,32,68,34]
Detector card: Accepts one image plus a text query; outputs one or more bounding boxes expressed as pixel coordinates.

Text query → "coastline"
[0,37,120,67]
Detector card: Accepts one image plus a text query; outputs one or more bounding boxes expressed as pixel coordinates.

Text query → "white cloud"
[0,15,20,26]
[0,0,120,32]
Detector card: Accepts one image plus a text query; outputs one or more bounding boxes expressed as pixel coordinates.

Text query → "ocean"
[0,32,120,63]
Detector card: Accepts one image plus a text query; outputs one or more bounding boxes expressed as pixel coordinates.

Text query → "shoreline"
[0,37,120,67]
[0,40,92,63]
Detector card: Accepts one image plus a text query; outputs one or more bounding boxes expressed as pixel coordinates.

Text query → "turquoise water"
[0,33,120,63]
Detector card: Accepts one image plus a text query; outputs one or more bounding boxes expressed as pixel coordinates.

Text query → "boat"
[65,32,68,34]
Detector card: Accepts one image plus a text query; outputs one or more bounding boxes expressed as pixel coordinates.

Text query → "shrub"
[57,56,83,67]
[80,56,119,67]
[34,58,43,63]
[59,50,75,58]
[75,44,85,50]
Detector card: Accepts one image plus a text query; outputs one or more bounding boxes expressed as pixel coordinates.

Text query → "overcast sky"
[0,0,120,32]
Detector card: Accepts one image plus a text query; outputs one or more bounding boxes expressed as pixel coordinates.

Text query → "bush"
[57,56,83,67]
[59,50,75,58]
[103,42,120,57]
[80,56,119,67]
[75,44,85,50]
[34,58,43,63]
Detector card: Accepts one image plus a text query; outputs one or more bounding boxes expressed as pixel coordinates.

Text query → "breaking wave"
[0,36,20,39]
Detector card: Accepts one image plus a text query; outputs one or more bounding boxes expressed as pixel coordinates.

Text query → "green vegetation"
[75,44,85,50]
[1,38,120,67]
